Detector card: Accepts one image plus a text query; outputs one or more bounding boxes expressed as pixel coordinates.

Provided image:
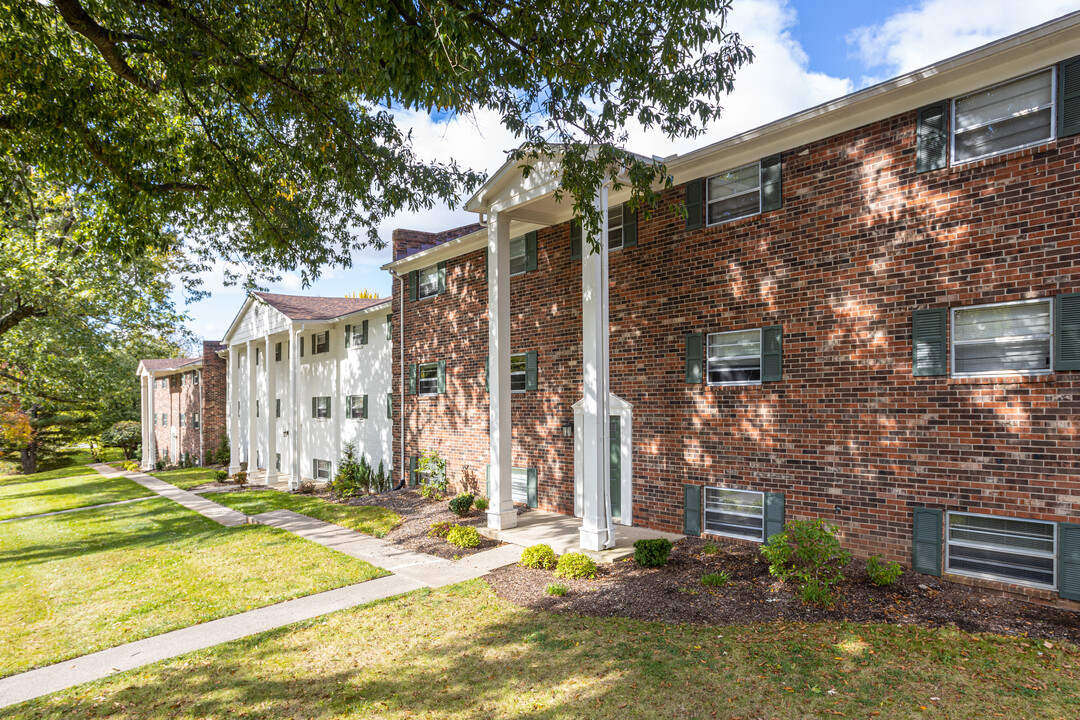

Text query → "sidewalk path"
[0,467,523,709]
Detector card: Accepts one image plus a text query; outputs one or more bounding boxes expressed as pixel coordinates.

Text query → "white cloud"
[847,0,1080,82]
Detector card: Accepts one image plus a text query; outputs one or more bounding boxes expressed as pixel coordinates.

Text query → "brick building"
[138,340,227,467]
[385,17,1080,606]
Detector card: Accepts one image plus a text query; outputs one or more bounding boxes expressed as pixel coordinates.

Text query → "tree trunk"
[20,442,38,474]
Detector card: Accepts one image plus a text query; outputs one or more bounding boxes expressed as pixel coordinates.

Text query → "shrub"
[231,470,248,485]
[520,544,558,570]
[449,493,474,517]
[212,435,230,466]
[154,459,167,470]
[417,449,448,498]
[428,520,457,538]
[555,552,597,580]
[446,525,481,548]
[213,469,229,482]
[545,583,569,597]
[101,421,142,460]
[331,442,371,497]
[474,496,489,512]
[760,519,851,608]
[703,541,721,555]
[701,571,730,587]
[375,460,388,493]
[866,555,904,587]
[122,460,139,472]
[633,538,674,568]
[294,481,316,495]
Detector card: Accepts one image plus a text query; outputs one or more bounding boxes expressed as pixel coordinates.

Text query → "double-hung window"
[607,205,624,250]
[510,354,528,393]
[706,329,762,385]
[418,265,439,299]
[312,459,332,481]
[312,396,331,419]
[179,413,185,428]
[951,299,1052,377]
[704,487,765,541]
[952,69,1054,165]
[162,413,169,426]
[193,370,200,386]
[509,236,528,276]
[707,162,761,225]
[418,362,439,396]
[946,512,1057,589]
[275,342,282,362]
[313,331,330,355]
[346,395,367,419]
[193,413,200,429]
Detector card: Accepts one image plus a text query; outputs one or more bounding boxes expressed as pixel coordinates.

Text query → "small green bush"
[554,552,597,580]
[428,520,456,538]
[212,435,230,466]
[701,571,730,587]
[474,496,489,512]
[122,460,139,472]
[520,544,558,570]
[760,519,851,608]
[213,469,229,482]
[633,538,674,567]
[446,525,481,548]
[866,555,904,586]
[545,583,569,597]
[703,541,721,555]
[449,493,474,517]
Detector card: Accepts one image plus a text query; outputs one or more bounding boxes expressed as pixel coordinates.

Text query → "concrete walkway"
[88,463,249,527]
[0,495,157,524]
[480,509,683,561]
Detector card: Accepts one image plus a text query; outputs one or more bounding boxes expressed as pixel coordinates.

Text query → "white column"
[140,373,150,470]
[580,185,613,552]
[265,335,277,485]
[487,210,516,530]
[289,326,303,489]
[146,372,157,470]
[246,340,258,472]
[228,347,241,474]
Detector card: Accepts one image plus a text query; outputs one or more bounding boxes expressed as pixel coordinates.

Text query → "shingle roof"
[140,357,200,372]
[252,292,390,321]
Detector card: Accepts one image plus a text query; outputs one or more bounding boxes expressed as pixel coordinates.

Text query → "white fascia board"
[331,299,393,323]
[221,295,256,344]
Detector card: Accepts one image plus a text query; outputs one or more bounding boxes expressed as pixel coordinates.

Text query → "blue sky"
[178,0,1080,341]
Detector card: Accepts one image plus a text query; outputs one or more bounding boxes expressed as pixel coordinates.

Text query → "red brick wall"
[200,341,227,464]
[149,342,227,465]
[397,108,1080,600]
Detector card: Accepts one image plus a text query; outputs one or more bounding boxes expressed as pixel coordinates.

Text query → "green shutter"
[1058,522,1080,601]
[525,350,538,391]
[437,359,446,393]
[300,337,304,357]
[437,261,447,295]
[570,220,582,260]
[525,230,538,272]
[361,319,369,345]
[361,394,368,419]
[685,332,704,384]
[311,397,316,418]
[764,493,785,541]
[761,325,783,382]
[310,333,316,355]
[345,324,351,345]
[685,178,703,230]
[760,154,782,212]
[386,392,392,419]
[1057,55,1080,138]
[1055,293,1080,371]
[409,270,418,301]
[484,357,489,392]
[386,313,393,341]
[408,363,417,395]
[527,468,538,508]
[622,204,637,247]
[409,456,419,486]
[912,308,948,376]
[683,484,701,536]
[325,397,331,419]
[486,463,491,499]
[916,101,949,173]
[912,507,943,577]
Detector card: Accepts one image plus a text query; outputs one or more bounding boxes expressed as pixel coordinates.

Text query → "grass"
[148,466,222,490]
[0,497,386,678]
[5,581,1077,719]
[0,448,121,486]
[212,490,401,537]
[0,472,153,520]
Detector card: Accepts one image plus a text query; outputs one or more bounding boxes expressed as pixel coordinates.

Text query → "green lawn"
[6,581,1077,719]
[213,490,401,537]
[0,472,152,520]
[0,497,386,678]
[148,467,221,490]
[0,448,121,486]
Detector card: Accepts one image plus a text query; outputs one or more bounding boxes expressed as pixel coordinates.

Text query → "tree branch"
[52,0,161,94]
[0,301,47,336]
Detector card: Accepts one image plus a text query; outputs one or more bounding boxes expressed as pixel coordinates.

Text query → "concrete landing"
[88,464,249,527]
[478,510,683,561]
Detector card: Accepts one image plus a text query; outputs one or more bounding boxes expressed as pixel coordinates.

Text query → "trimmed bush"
[474,496,489,512]
[633,538,673,567]
[520,544,558,570]
[554,552,597,580]
[701,571,730,587]
[760,519,851,607]
[449,493,474,517]
[231,470,248,485]
[545,583,569,597]
[446,525,481,548]
[213,469,229,482]
[866,555,904,587]
[427,520,456,538]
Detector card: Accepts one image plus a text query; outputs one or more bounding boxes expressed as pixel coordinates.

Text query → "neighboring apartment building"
[137,340,227,468]
[386,16,1080,607]
[221,292,394,484]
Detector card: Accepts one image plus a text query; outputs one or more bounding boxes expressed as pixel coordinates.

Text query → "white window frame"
[945,511,1058,590]
[312,459,332,481]
[346,395,365,420]
[703,486,765,542]
[706,161,762,227]
[509,236,527,277]
[193,413,200,429]
[608,205,624,250]
[418,265,439,299]
[950,67,1057,167]
[418,362,439,396]
[193,370,200,386]
[510,353,527,393]
[349,324,365,348]
[179,413,185,428]
[706,328,763,387]
[949,297,1053,378]
[312,396,331,419]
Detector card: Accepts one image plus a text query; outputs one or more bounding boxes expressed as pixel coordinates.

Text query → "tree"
[1,1,752,283]
[100,420,141,460]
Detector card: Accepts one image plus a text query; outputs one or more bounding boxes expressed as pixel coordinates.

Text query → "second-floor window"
[312,331,330,355]
[952,68,1054,165]
[707,162,761,225]
[418,362,439,396]
[951,299,1052,377]
[311,396,331,419]
[707,328,762,385]
[418,265,439,299]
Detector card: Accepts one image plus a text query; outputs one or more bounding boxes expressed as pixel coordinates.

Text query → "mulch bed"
[348,488,504,559]
[485,536,1080,646]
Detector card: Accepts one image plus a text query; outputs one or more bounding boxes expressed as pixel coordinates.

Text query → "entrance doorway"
[573,393,632,525]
